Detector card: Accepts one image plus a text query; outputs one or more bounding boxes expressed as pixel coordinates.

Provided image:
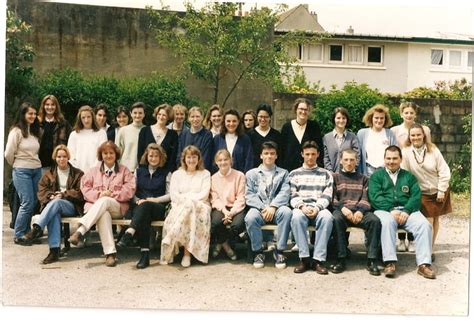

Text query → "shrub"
[449,114,471,193]
[401,78,472,100]
[33,68,199,125]
[312,82,401,134]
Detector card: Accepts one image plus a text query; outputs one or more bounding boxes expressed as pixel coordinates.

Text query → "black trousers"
[332,209,381,260]
[130,202,167,248]
[210,208,245,244]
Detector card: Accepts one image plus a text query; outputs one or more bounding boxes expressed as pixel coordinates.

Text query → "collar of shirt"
[217,168,232,177]
[302,164,318,170]
[385,167,400,185]
[332,129,347,138]
[104,165,115,176]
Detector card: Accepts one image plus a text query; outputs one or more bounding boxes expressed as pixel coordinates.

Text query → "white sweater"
[4,127,41,168]
[67,128,107,172]
[115,123,144,172]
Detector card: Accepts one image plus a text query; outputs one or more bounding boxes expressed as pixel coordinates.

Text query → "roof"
[275,4,325,33]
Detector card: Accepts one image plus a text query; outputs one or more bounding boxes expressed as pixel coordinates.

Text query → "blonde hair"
[180,145,205,171]
[52,144,70,161]
[362,104,393,128]
[214,149,233,165]
[405,123,435,152]
[171,104,188,121]
[203,104,223,129]
[139,143,167,167]
[73,105,99,132]
[399,102,419,114]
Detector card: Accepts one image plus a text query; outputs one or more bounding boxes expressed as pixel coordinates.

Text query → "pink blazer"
[80,164,136,215]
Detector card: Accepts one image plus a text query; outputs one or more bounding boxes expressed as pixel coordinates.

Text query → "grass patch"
[451,192,471,218]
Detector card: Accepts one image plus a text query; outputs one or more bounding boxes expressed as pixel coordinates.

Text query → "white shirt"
[57,167,70,192]
[366,129,389,168]
[291,120,306,144]
[385,168,400,185]
[225,133,238,156]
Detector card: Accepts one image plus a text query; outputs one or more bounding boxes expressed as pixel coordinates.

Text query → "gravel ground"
[1,204,470,318]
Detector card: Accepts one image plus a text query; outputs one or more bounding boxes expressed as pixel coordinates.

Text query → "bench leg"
[62,223,71,255]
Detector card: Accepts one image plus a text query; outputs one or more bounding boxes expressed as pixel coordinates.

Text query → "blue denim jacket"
[245,165,290,210]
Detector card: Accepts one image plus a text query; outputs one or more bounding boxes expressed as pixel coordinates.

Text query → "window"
[306,44,323,62]
[329,44,343,62]
[347,45,363,64]
[286,45,300,60]
[431,49,443,65]
[449,50,462,67]
[368,46,382,63]
[468,52,474,67]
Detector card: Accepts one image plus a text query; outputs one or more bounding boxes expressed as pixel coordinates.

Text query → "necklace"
[412,146,426,164]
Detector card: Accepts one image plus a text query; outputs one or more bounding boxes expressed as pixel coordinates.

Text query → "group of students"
[4,96,451,279]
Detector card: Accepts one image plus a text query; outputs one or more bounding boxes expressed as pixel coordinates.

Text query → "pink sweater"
[210,169,246,217]
[80,163,136,215]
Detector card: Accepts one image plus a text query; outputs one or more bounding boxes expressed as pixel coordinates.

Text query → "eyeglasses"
[258,115,270,119]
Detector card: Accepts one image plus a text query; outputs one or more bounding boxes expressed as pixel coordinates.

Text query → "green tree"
[5,9,35,119]
[147,1,324,107]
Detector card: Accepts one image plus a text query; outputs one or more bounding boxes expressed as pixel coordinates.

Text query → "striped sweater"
[332,171,371,213]
[289,166,333,210]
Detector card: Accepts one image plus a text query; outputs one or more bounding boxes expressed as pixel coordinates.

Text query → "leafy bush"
[33,68,199,124]
[449,114,471,193]
[312,82,401,134]
[401,78,472,100]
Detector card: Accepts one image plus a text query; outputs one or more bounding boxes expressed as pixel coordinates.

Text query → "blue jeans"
[291,208,333,261]
[36,199,78,248]
[245,206,292,252]
[374,210,432,265]
[12,167,42,238]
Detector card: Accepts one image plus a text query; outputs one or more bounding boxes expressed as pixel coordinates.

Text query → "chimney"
[347,25,354,34]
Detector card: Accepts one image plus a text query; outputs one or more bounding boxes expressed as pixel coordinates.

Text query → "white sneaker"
[407,241,416,252]
[291,244,299,252]
[397,239,407,252]
[267,242,276,251]
[181,255,191,267]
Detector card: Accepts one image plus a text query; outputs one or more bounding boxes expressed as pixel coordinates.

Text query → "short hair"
[384,145,402,158]
[131,102,146,112]
[332,107,351,127]
[261,141,279,153]
[113,105,130,124]
[292,97,313,113]
[52,144,70,161]
[405,123,435,152]
[97,140,122,161]
[139,143,167,167]
[399,101,419,114]
[340,148,357,158]
[171,104,188,121]
[223,109,244,136]
[188,106,204,118]
[362,104,393,128]
[153,103,172,120]
[214,149,233,164]
[203,104,223,129]
[301,140,320,152]
[38,95,65,123]
[73,105,99,132]
[180,145,205,171]
[256,103,273,117]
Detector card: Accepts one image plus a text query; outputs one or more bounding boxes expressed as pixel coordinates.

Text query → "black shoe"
[14,237,32,246]
[25,224,43,243]
[117,232,134,248]
[366,260,381,276]
[330,259,346,274]
[136,251,150,269]
[43,248,60,264]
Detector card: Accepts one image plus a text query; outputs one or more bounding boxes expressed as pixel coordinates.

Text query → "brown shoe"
[314,261,328,275]
[42,248,60,265]
[105,253,117,267]
[418,264,436,279]
[384,263,396,278]
[294,258,310,273]
[68,231,83,246]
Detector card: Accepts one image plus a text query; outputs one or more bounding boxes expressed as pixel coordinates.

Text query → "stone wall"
[8,0,272,110]
[273,92,472,163]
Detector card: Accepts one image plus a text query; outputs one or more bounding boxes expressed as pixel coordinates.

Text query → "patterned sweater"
[332,171,371,213]
[289,166,333,210]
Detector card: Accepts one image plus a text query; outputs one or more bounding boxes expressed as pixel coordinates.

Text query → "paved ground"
[0,204,470,318]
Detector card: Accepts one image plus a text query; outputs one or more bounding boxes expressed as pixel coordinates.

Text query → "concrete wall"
[9,0,272,110]
[273,92,472,163]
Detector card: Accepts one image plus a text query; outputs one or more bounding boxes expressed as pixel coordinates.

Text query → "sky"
[39,0,474,37]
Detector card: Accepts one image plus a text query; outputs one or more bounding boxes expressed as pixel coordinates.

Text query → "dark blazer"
[37,163,84,215]
[248,128,282,168]
[39,119,72,167]
[176,127,214,172]
[213,133,254,174]
[323,130,360,173]
[280,120,324,172]
[137,126,179,171]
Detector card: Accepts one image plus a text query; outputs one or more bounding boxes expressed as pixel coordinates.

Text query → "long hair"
[180,145,205,171]
[12,102,40,138]
[73,105,99,132]
[139,143,167,167]
[362,104,393,128]
[38,95,65,123]
[203,104,223,129]
[405,123,435,152]
[222,109,244,136]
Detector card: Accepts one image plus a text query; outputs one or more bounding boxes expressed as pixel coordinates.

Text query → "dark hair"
[97,140,122,162]
[332,107,350,127]
[139,143,167,167]
[12,102,40,138]
[222,109,244,136]
[38,95,65,123]
[94,103,109,117]
[292,97,313,113]
[73,105,99,132]
[301,140,320,152]
[114,105,130,125]
[261,141,278,153]
[131,101,146,112]
[242,110,256,129]
[384,145,402,158]
[256,103,273,117]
